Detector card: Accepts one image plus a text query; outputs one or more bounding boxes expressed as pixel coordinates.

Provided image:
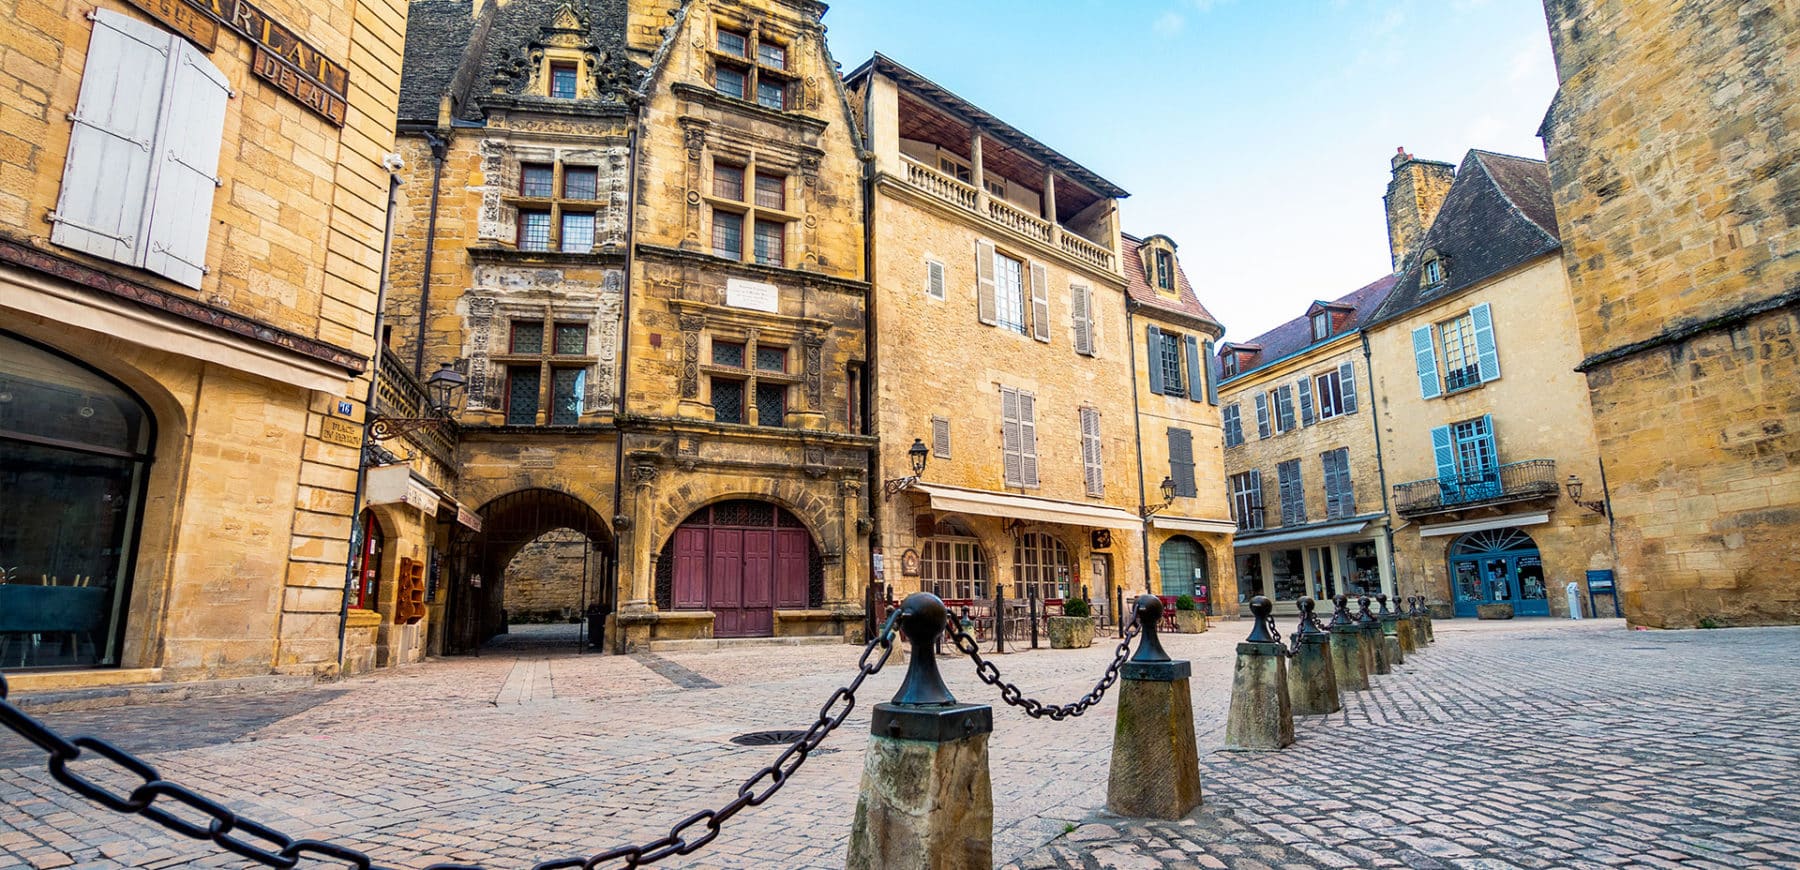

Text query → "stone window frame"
[505,148,605,255]
[700,326,804,429]
[709,17,798,111]
[703,147,800,269]
[490,302,602,426]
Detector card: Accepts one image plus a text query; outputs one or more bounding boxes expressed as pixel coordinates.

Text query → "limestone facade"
[0,0,406,682]
[1539,0,1800,627]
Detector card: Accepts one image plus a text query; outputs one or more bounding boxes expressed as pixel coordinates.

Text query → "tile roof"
[1218,273,1399,381]
[1121,234,1221,331]
[398,0,635,125]
[1366,150,1562,326]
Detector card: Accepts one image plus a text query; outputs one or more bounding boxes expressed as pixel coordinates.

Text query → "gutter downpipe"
[1125,300,1154,611]
[411,132,448,378]
[858,86,882,642]
[338,168,405,672]
[1361,330,1400,604]
[609,115,641,652]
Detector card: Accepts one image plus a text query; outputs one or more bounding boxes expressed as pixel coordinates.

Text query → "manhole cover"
[730,730,809,746]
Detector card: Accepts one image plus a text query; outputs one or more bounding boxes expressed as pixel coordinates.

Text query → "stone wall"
[504,530,599,622]
[1540,0,1800,626]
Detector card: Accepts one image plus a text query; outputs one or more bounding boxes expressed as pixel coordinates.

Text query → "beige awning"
[915,483,1144,530]
[365,465,441,516]
[1419,511,1550,538]
[1150,515,1239,535]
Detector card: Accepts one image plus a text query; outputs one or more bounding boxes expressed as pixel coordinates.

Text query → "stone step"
[648,635,847,653]
[7,673,317,713]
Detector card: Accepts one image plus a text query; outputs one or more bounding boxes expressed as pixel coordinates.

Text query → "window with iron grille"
[550,368,585,425]
[554,323,587,355]
[755,345,787,372]
[563,167,598,200]
[506,366,541,425]
[502,315,599,427]
[520,164,555,198]
[753,219,784,266]
[517,211,552,251]
[712,340,746,368]
[712,377,746,424]
[510,321,544,354]
[712,211,744,259]
[755,382,786,427]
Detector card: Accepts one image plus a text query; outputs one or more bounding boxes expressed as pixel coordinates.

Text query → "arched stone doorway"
[655,499,823,638]
[1448,528,1547,618]
[1158,535,1207,600]
[0,332,154,669]
[448,489,614,653]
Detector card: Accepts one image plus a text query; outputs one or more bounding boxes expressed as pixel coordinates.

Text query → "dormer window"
[1222,353,1238,377]
[1311,311,1330,342]
[1154,249,1174,290]
[549,62,578,99]
[1423,254,1446,287]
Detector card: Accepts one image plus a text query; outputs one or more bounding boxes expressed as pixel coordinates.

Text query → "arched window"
[0,332,154,668]
[1012,532,1071,601]
[1158,536,1205,598]
[923,519,987,602]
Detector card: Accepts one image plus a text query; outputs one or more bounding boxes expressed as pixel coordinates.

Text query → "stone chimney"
[1384,147,1456,271]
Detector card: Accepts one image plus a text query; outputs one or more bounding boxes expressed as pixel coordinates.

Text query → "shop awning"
[1233,515,1379,547]
[1150,515,1240,535]
[365,464,441,516]
[1419,510,1550,538]
[915,483,1144,530]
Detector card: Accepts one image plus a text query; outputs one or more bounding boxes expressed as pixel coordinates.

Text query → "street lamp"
[1140,476,1178,518]
[883,438,931,499]
[369,362,467,442]
[1564,473,1607,516]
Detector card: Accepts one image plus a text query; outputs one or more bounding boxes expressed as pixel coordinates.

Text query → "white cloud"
[1190,0,1236,10]
[1154,9,1186,36]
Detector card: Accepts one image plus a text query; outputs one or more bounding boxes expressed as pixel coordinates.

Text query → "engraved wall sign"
[121,0,219,50]
[318,415,362,448]
[725,278,779,313]
[194,0,350,125]
[252,47,347,126]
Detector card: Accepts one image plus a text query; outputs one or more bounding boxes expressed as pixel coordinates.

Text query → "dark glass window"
[712,377,745,424]
[506,366,541,425]
[520,164,555,197]
[549,63,578,99]
[518,211,552,251]
[1159,332,1185,398]
[510,321,544,354]
[753,219,783,266]
[716,66,747,100]
[755,345,786,372]
[717,29,748,57]
[712,341,745,368]
[563,166,598,200]
[756,79,786,110]
[757,42,786,69]
[550,368,585,425]
[714,164,745,200]
[1154,249,1174,290]
[755,382,786,427]
[554,323,587,355]
[712,211,743,259]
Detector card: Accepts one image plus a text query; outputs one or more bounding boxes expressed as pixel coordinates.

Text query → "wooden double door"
[670,502,813,638]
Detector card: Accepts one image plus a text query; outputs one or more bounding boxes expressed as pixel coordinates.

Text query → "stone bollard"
[848,593,994,870]
[1394,595,1419,654]
[1224,596,1295,750]
[1107,595,1202,819]
[1377,595,1405,667]
[1327,594,1369,692]
[1285,598,1341,716]
[1358,596,1390,676]
[1412,596,1435,643]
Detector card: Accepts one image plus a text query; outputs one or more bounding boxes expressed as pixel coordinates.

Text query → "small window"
[753,219,784,266]
[549,62,578,99]
[518,210,552,251]
[755,382,787,427]
[550,368,585,425]
[1311,311,1330,342]
[1424,257,1445,286]
[520,164,555,198]
[756,79,787,110]
[506,366,541,425]
[931,416,951,458]
[1154,249,1174,290]
[716,65,747,100]
[757,41,786,69]
[717,29,748,57]
[925,259,946,300]
[554,323,588,355]
[563,167,598,200]
[984,178,1006,198]
[938,156,971,183]
[754,173,785,209]
[755,345,787,372]
[714,163,745,200]
[1222,353,1238,377]
[712,211,744,259]
[560,212,595,253]
[510,321,544,354]
[712,377,746,424]
[712,340,746,368]
[1159,332,1185,398]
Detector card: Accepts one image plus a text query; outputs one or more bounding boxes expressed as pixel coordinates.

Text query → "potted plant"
[1173,594,1207,633]
[1048,597,1094,649]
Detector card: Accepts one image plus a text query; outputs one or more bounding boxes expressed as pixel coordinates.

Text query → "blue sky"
[822,0,1560,341]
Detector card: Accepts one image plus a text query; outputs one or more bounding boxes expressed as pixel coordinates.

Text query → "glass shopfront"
[0,333,153,669]
[1268,548,1307,601]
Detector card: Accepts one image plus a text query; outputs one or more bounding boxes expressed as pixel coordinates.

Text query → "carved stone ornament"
[631,463,660,486]
[802,332,824,407]
[679,314,705,399]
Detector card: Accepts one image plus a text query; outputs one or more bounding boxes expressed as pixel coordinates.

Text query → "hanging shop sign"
[120,0,219,50]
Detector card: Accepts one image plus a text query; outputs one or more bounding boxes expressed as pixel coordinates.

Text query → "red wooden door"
[775,530,809,609]
[672,527,708,609]
[710,530,744,637]
[741,531,774,636]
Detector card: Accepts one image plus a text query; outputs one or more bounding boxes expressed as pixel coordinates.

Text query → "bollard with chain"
[1393,593,1419,654]
[1106,595,1202,819]
[1285,597,1341,716]
[1416,595,1436,643]
[1223,596,1295,750]
[849,593,993,870]
[1327,593,1369,692]
[1377,594,1406,668]
[1357,595,1389,676]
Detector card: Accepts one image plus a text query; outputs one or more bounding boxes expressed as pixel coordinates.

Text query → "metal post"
[1028,585,1039,650]
[994,584,1005,654]
[1117,586,1126,638]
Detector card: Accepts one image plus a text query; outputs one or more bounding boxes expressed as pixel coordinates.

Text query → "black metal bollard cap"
[1129,594,1171,663]
[891,592,955,707]
[1295,597,1325,637]
[1357,595,1378,625]
[1329,593,1353,628]
[1244,595,1277,643]
[1377,594,1391,616]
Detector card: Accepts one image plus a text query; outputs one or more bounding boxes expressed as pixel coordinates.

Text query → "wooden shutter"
[1222,404,1240,447]
[1339,361,1358,414]
[1167,427,1195,497]
[1249,468,1263,514]
[931,416,951,458]
[926,259,946,300]
[1080,407,1103,497]
[976,240,997,324]
[1029,262,1051,342]
[1298,377,1315,426]
[1277,461,1299,525]
[1001,387,1022,486]
[1275,385,1295,432]
[142,41,230,288]
[1254,392,1270,438]
[1203,340,1219,405]
[50,10,171,267]
[1184,335,1204,404]
[1145,324,1165,394]
[1431,425,1457,481]
[1071,285,1094,355]
[1323,449,1353,519]
[1471,302,1502,382]
[1477,414,1499,471]
[1018,391,1040,487]
[1413,325,1442,399]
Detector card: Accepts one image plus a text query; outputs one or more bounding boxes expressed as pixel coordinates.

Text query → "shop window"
[351,512,383,611]
[1269,548,1307,601]
[924,521,987,601]
[1012,533,1071,602]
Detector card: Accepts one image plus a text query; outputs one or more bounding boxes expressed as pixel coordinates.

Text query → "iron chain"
[945,615,1139,721]
[0,609,904,870]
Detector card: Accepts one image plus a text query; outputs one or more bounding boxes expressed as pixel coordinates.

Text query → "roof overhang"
[1151,515,1239,535]
[1417,511,1550,538]
[1233,515,1383,547]
[915,483,1143,531]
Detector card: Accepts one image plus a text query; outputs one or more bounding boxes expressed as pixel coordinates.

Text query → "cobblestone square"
[3,619,1798,869]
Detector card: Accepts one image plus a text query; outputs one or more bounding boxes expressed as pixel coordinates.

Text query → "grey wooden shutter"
[1001,387,1022,486]
[1323,448,1353,519]
[1471,302,1502,382]
[1413,325,1442,399]
[1223,404,1241,447]
[143,41,231,288]
[1018,391,1040,487]
[1203,339,1219,405]
[50,10,171,267]
[1249,468,1264,519]
[1167,427,1196,497]
[1146,324,1165,394]
[1339,361,1358,414]
[1254,392,1270,438]
[1298,377,1315,426]
[1184,335,1204,403]
[1072,285,1094,355]
[1029,262,1051,342]
[1275,385,1295,432]
[926,259,946,300]
[931,416,951,458]
[1080,407,1102,497]
[976,240,997,324]
[1278,460,1304,525]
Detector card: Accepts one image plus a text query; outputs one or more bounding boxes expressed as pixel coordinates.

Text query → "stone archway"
[654,499,823,638]
[448,489,614,653]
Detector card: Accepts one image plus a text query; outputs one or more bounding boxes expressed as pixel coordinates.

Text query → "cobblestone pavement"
[1,618,1796,869]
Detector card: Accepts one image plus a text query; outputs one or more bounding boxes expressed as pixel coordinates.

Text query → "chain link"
[0,609,904,870]
[945,615,1140,720]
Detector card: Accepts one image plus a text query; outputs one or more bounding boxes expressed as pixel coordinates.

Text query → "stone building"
[1216,272,1398,615]
[390,0,871,651]
[0,0,408,684]
[1363,149,1613,619]
[1538,0,1799,627]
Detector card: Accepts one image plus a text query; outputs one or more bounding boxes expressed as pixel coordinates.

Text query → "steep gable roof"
[1367,150,1562,325]
[1219,273,1398,381]
[398,0,636,125]
[1122,234,1221,332]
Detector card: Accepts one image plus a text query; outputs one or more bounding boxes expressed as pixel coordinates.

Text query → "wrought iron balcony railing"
[374,348,458,466]
[1392,459,1558,516]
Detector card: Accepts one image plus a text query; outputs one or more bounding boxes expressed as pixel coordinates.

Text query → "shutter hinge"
[47,210,135,245]
[166,149,224,187]
[151,240,209,274]
[68,112,152,151]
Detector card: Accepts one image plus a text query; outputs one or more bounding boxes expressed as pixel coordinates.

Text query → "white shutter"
[142,42,230,288]
[1080,407,1102,497]
[932,416,951,458]
[1000,387,1022,486]
[1018,391,1040,487]
[1071,285,1093,355]
[50,11,172,266]
[976,241,997,324]
[926,258,945,300]
[1029,262,1051,342]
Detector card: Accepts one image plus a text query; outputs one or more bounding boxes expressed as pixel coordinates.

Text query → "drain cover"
[730,730,809,746]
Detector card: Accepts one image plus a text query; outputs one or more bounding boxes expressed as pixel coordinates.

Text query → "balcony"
[1392,459,1558,518]
[897,155,1116,273]
[375,348,459,466]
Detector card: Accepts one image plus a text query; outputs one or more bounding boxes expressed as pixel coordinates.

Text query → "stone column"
[1223,596,1295,751]
[848,593,993,870]
[1327,594,1368,692]
[1107,596,1202,818]
[1285,598,1341,716]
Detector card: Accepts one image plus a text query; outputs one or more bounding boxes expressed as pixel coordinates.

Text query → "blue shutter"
[1254,393,1270,438]
[1203,339,1219,405]
[1477,414,1498,471]
[1146,324,1164,395]
[1431,424,1458,504]
[1298,377,1315,426]
[1471,303,1501,382]
[1412,325,1441,399]
[1185,334,1204,404]
[1339,362,1358,414]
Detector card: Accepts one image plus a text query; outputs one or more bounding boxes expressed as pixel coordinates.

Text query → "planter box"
[1174,610,1207,633]
[1476,603,1515,620]
[1047,616,1093,649]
